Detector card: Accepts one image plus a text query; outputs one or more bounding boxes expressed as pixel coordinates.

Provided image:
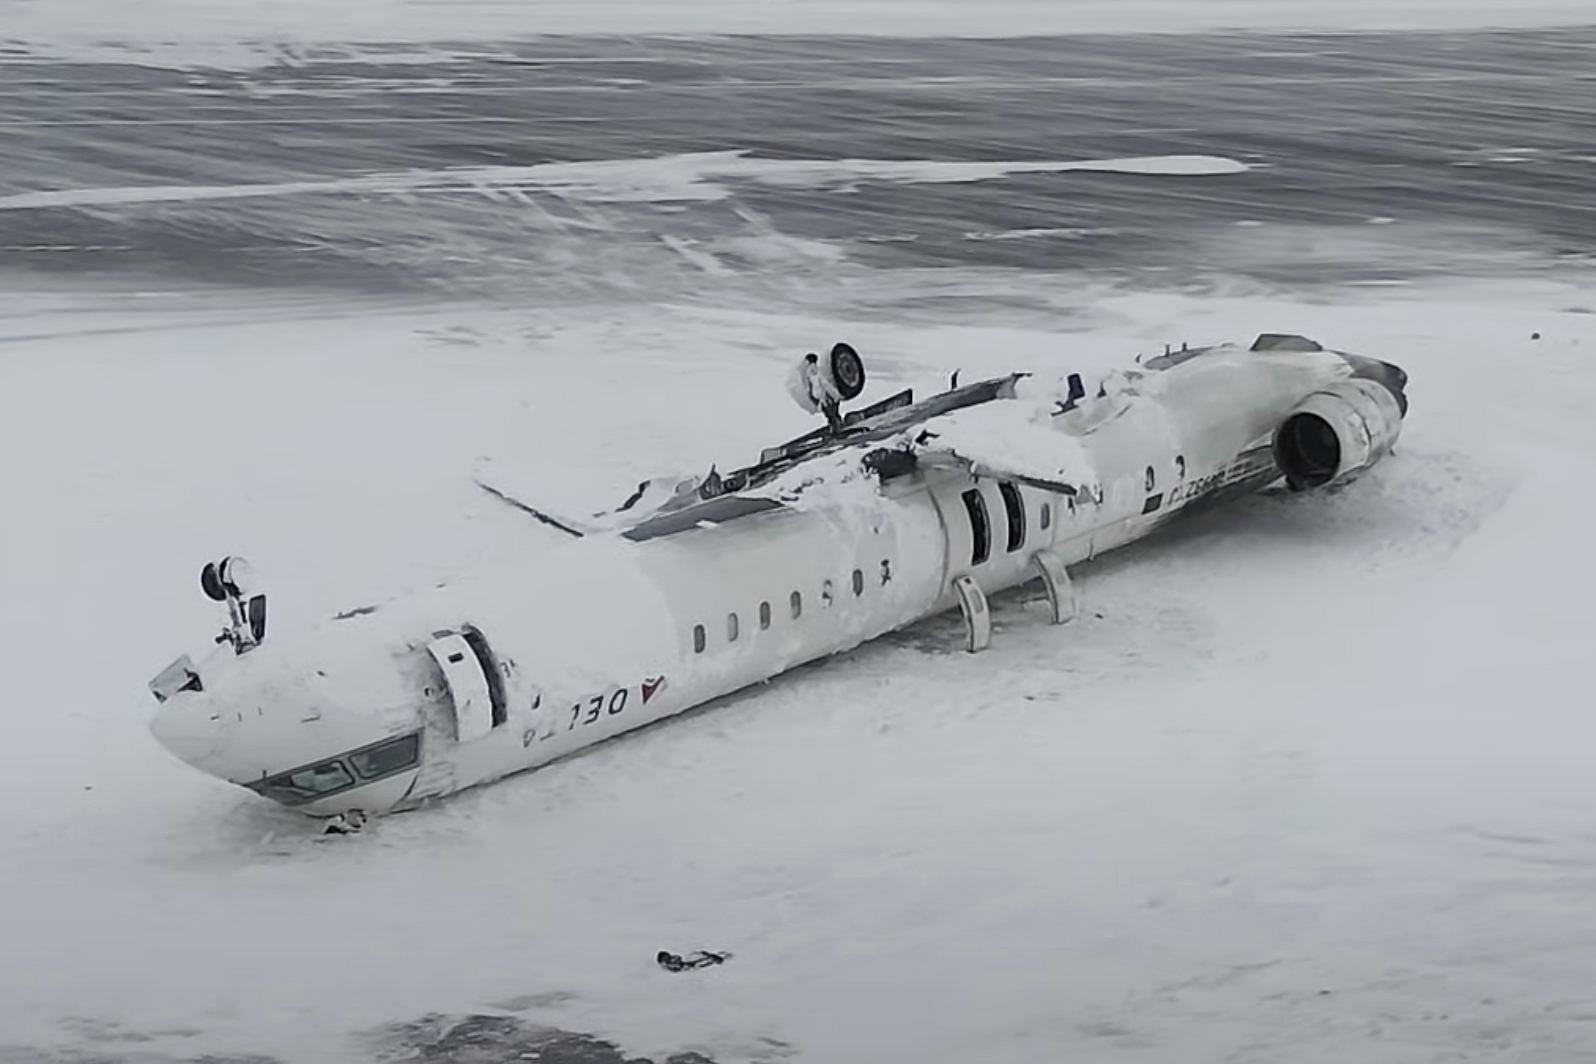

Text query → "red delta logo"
[642,676,667,704]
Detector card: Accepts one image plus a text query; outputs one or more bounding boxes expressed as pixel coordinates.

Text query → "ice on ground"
[3,272,1596,1062]
[0,153,1251,212]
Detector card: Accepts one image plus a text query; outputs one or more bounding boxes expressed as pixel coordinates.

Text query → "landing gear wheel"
[200,561,227,602]
[828,343,865,401]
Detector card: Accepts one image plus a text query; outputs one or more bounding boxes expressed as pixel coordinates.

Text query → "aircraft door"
[929,478,1021,587]
[426,631,499,743]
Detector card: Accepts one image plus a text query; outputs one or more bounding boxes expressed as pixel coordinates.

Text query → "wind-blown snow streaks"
[0,152,1249,211]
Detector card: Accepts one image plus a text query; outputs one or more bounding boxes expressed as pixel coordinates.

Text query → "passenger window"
[999,481,1025,553]
[759,601,772,629]
[727,613,739,642]
[790,591,802,619]
[852,569,864,596]
[1145,466,1156,491]
[962,488,990,565]
[693,624,706,653]
[1041,502,1052,530]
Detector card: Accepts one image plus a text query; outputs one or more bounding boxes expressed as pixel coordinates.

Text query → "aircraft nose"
[150,693,229,768]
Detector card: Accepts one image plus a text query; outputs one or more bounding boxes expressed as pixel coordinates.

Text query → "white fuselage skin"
[150,343,1400,816]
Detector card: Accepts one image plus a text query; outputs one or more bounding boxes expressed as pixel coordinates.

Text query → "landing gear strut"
[1031,550,1077,625]
[952,575,991,653]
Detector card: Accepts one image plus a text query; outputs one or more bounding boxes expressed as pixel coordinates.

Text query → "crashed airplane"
[148,335,1408,823]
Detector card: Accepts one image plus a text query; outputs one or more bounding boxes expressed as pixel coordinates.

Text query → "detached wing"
[471,477,593,537]
[473,458,706,539]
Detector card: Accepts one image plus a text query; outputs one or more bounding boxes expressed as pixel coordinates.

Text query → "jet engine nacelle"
[1272,378,1403,491]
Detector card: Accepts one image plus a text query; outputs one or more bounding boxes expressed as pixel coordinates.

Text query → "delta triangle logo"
[641,676,667,704]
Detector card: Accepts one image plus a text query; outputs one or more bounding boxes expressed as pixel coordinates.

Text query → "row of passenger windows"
[692,563,885,654]
[963,482,1052,567]
[690,473,1150,652]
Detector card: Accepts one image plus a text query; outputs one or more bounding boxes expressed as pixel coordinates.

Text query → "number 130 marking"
[568,688,630,730]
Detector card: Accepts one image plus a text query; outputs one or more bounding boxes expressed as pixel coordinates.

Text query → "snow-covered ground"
[3,269,1596,1062]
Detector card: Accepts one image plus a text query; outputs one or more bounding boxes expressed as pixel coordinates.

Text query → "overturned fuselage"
[148,335,1407,817]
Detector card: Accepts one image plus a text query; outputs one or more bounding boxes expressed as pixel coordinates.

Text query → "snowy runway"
[3,30,1594,298]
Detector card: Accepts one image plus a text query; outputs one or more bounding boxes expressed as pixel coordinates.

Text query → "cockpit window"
[350,733,421,780]
[288,761,353,794]
[252,759,355,804]
[249,731,423,805]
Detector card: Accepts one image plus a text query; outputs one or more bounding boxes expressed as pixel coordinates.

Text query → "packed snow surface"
[3,275,1596,1063]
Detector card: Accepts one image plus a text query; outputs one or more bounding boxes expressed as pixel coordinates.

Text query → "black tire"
[200,560,227,602]
[828,342,866,400]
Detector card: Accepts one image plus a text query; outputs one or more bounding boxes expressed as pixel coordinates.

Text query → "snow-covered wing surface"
[474,375,1031,541]
[473,457,714,538]
[472,476,592,538]
[911,400,1098,496]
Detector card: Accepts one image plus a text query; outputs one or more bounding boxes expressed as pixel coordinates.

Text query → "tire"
[200,560,228,602]
[828,342,866,400]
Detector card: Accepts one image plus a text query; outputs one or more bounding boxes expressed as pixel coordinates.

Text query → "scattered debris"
[323,810,368,836]
[656,950,731,973]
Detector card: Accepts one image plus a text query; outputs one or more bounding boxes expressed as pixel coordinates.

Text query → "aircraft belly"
[437,357,1339,795]
[402,495,949,799]
[638,495,948,697]
[417,373,1315,798]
